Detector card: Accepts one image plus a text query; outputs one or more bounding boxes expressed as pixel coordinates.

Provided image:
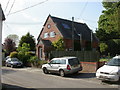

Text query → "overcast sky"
[0,0,104,43]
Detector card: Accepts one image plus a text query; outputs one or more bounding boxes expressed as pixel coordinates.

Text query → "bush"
[10,51,18,58]
[29,56,47,68]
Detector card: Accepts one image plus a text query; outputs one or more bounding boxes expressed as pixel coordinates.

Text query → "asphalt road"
[1,67,119,89]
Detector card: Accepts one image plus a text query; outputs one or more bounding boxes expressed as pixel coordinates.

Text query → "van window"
[68,58,79,66]
[107,58,120,66]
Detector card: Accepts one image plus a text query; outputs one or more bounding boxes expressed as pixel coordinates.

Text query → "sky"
[0,0,104,44]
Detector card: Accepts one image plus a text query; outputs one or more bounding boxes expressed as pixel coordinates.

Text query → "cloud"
[22,13,40,22]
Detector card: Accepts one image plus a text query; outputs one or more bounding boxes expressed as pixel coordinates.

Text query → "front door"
[39,48,42,60]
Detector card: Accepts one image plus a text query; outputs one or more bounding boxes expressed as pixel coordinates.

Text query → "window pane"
[62,23,70,29]
[50,31,55,37]
[60,60,66,64]
[44,33,48,38]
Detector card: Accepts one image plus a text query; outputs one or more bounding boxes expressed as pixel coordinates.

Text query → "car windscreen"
[11,58,19,61]
[107,58,120,66]
[68,58,79,66]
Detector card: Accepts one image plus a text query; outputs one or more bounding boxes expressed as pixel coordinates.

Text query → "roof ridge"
[50,15,85,25]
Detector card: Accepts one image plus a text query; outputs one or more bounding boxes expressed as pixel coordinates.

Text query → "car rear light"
[67,65,71,70]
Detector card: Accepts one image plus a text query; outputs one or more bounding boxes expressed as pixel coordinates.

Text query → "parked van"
[96,55,120,81]
[42,57,82,77]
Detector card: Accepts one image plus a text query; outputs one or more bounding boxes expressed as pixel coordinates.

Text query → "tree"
[52,38,65,51]
[3,38,16,55]
[17,43,31,65]
[96,1,120,56]
[10,51,18,58]
[96,1,120,41]
[7,34,19,46]
[19,32,36,51]
[99,43,108,55]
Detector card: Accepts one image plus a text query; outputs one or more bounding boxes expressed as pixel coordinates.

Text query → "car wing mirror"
[105,62,107,65]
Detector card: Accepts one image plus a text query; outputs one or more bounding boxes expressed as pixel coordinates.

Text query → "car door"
[47,60,56,71]
[52,59,60,71]
[48,59,60,72]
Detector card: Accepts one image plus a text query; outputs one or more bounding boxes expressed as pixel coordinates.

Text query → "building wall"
[36,16,99,60]
[40,17,63,42]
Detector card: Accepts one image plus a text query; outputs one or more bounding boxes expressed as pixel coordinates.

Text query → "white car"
[96,55,120,82]
[42,57,82,77]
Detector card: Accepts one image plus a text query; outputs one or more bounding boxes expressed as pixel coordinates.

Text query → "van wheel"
[59,70,65,77]
[43,68,48,74]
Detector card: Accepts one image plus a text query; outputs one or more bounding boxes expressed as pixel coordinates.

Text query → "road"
[1,67,119,89]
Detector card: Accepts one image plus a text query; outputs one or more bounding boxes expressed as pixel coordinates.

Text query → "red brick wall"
[40,17,63,42]
[80,62,106,73]
[81,62,97,73]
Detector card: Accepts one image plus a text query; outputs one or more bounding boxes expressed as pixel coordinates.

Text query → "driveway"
[1,67,119,89]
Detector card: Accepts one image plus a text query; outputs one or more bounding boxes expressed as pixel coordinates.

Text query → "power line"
[4,0,11,12]
[8,0,49,16]
[5,22,43,25]
[79,1,88,19]
[7,0,16,16]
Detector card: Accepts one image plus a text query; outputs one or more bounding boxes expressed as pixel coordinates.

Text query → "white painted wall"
[0,5,3,90]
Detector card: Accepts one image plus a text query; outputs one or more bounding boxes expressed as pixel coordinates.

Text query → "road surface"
[1,67,119,89]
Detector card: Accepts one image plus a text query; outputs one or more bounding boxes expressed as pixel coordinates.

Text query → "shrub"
[10,51,18,58]
[29,56,47,68]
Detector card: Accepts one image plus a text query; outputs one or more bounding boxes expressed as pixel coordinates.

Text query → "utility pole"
[72,17,74,51]
[78,34,82,51]
[91,30,93,50]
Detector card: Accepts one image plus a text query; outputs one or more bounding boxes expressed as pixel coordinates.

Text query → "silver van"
[42,57,82,76]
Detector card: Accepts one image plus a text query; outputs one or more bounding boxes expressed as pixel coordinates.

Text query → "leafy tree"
[17,43,31,65]
[52,38,65,51]
[99,43,108,54]
[19,32,36,51]
[3,38,16,55]
[10,51,18,58]
[96,1,120,56]
[7,34,19,46]
[96,1,120,41]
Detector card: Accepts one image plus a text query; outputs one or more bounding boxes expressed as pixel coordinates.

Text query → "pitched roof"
[0,5,5,21]
[50,15,99,42]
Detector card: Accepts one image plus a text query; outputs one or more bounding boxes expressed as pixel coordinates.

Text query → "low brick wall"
[81,61,106,73]
[81,62,97,73]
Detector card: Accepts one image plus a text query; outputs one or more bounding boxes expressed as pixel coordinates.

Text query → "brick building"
[36,15,99,60]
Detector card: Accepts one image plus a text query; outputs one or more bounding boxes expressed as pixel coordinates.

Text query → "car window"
[68,58,79,66]
[50,60,60,64]
[11,58,19,61]
[60,59,66,64]
[107,58,120,66]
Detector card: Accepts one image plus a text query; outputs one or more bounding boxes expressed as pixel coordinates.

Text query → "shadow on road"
[102,80,120,85]
[2,83,36,90]
[65,73,96,79]
[49,72,96,79]
[2,68,17,75]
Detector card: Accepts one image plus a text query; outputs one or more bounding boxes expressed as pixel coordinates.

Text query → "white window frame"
[44,33,49,38]
[50,31,55,37]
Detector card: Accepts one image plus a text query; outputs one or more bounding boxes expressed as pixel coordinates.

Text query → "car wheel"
[11,65,14,68]
[59,70,65,77]
[43,68,48,74]
[5,64,8,67]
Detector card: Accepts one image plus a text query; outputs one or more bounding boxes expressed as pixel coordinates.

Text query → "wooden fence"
[50,51,100,62]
